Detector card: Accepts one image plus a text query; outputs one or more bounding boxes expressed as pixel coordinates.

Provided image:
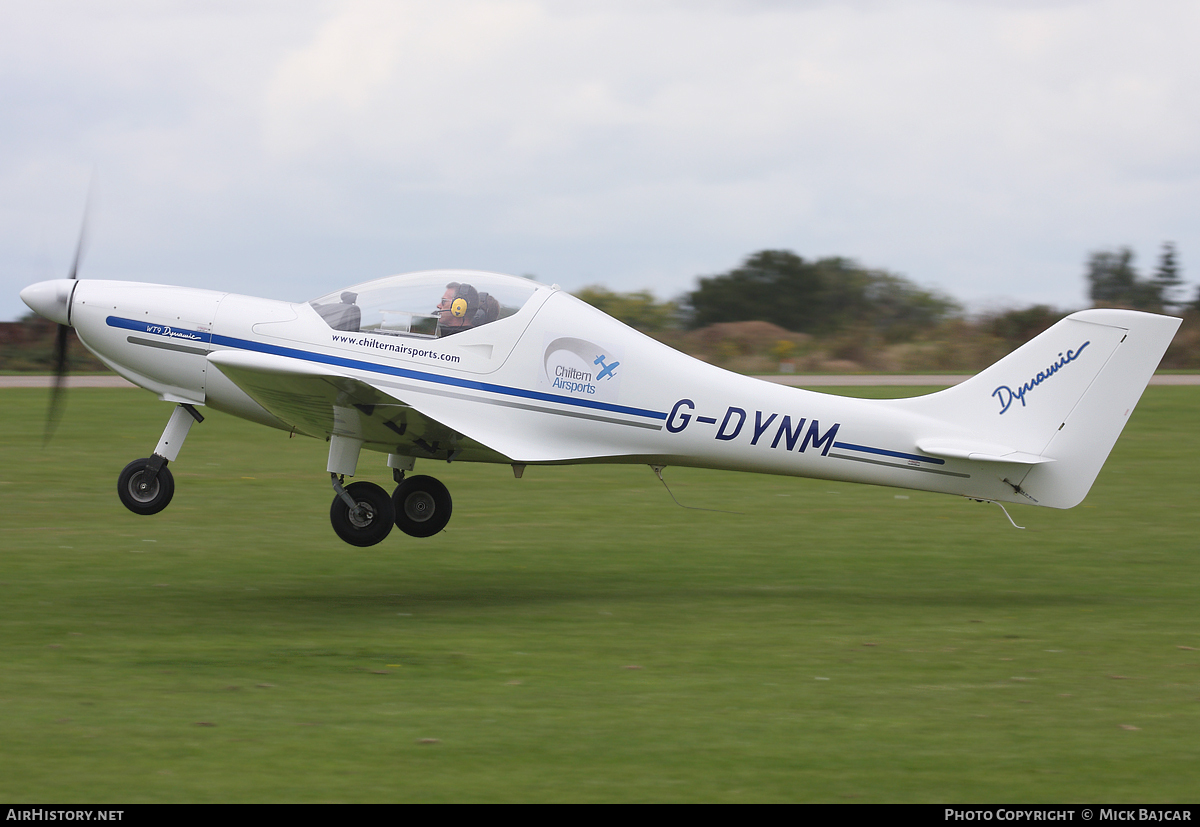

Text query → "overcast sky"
[3,0,1197,322]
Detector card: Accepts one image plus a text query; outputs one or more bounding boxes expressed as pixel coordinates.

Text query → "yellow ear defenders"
[450,297,469,318]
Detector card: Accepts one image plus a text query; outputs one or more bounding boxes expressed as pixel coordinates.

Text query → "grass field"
[1,386,1198,802]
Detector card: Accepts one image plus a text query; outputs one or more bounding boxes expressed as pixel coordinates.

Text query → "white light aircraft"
[21,267,1180,545]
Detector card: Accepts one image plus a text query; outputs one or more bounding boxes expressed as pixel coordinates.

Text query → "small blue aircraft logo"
[594,354,620,380]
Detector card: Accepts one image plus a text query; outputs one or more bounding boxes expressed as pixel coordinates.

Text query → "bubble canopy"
[309,271,542,339]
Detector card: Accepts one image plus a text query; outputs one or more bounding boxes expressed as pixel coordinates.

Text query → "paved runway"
[3,373,1197,389]
[0,375,139,388]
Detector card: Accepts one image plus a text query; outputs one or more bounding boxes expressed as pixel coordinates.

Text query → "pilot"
[436,282,479,337]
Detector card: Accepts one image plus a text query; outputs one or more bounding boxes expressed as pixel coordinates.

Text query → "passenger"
[478,292,501,325]
[315,291,361,332]
[435,282,479,337]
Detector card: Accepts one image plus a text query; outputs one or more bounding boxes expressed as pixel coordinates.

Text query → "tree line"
[572,242,1195,372]
[576,250,962,340]
[578,242,1190,335]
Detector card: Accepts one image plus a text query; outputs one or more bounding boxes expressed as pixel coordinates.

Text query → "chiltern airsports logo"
[541,336,623,403]
[992,342,1090,414]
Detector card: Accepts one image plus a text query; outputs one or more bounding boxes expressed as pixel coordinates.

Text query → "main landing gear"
[327,474,454,547]
[326,436,454,547]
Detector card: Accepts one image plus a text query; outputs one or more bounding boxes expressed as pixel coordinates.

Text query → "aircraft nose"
[20,279,76,326]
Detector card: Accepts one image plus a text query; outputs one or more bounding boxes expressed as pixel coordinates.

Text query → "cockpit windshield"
[309,272,540,339]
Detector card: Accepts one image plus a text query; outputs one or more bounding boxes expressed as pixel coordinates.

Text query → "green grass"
[1,387,1198,802]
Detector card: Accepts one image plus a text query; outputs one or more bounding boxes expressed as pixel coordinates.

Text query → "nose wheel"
[117,457,175,515]
[115,404,201,516]
[392,475,453,537]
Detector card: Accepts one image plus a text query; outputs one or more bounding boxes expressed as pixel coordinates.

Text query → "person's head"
[480,293,501,324]
[436,282,479,334]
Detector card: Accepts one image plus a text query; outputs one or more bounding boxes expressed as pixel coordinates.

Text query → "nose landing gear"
[117,403,202,516]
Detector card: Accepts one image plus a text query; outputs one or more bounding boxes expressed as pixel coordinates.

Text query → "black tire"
[117,458,175,516]
[392,475,452,537]
[330,481,395,547]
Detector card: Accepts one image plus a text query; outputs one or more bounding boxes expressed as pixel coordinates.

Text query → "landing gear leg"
[326,434,394,547]
[388,453,414,485]
[117,403,203,516]
[329,475,394,547]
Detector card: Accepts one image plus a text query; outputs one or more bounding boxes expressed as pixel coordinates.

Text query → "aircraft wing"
[207,350,514,463]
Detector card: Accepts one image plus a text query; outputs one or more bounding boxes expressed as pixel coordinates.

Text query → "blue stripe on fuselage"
[832,442,945,465]
[106,316,666,421]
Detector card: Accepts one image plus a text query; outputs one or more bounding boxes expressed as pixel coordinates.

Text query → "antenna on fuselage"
[649,465,741,514]
[968,497,1026,529]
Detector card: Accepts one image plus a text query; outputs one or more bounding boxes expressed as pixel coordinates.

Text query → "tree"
[1153,241,1183,312]
[1086,247,1162,311]
[573,286,676,332]
[685,250,958,338]
[859,270,960,342]
[686,250,828,332]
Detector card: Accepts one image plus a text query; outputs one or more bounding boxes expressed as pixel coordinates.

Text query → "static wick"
[650,465,741,514]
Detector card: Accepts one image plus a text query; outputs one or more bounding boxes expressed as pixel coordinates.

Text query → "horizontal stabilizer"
[915,438,1054,465]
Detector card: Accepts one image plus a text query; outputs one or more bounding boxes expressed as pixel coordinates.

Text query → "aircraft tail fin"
[895,309,1180,508]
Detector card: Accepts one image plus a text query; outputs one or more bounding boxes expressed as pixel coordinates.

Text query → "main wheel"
[392,475,452,537]
[117,458,175,516]
[330,481,394,547]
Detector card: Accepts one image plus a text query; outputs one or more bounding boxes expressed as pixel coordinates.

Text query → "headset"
[446,283,479,320]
